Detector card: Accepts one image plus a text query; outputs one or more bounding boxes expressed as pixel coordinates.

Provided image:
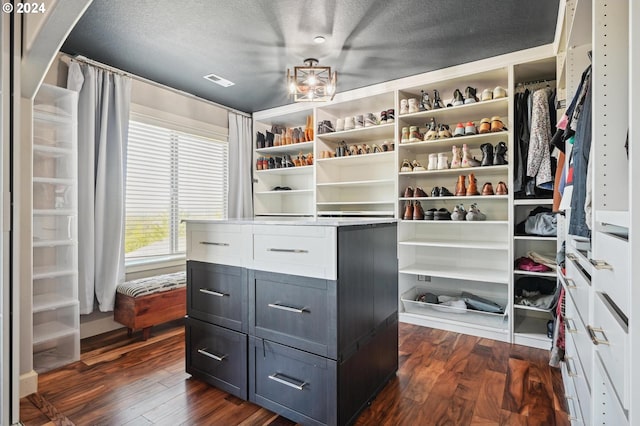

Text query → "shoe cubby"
[32,330,80,373]
[33,274,78,312]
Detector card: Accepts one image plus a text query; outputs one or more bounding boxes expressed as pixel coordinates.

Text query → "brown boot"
[482,182,495,195]
[466,173,479,195]
[455,175,467,196]
[413,201,425,220]
[403,201,414,220]
[495,181,509,195]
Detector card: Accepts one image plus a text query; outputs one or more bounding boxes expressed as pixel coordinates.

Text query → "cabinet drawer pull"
[267,248,309,254]
[268,373,307,391]
[587,325,610,345]
[197,348,227,362]
[565,317,578,333]
[199,288,228,297]
[565,356,578,377]
[564,278,577,289]
[565,396,579,421]
[268,302,307,314]
[566,253,578,262]
[200,241,230,246]
[590,259,613,270]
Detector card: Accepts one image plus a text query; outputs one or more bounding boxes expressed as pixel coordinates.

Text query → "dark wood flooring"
[21,320,569,425]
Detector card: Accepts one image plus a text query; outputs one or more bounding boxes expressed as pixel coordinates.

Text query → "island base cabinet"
[186,317,248,399]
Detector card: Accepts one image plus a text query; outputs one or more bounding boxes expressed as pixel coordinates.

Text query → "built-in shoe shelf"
[316,123,395,143]
[398,164,508,176]
[255,141,314,155]
[400,263,509,284]
[398,98,508,127]
[398,131,508,152]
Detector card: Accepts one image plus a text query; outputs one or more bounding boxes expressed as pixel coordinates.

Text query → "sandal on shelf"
[479,118,491,134]
[349,144,358,156]
[412,160,426,171]
[372,144,383,153]
[490,116,507,132]
[400,159,414,172]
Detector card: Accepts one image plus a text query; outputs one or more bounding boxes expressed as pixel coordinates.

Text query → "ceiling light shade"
[286,58,337,102]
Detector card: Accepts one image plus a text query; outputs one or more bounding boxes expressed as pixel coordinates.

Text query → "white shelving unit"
[31,84,79,372]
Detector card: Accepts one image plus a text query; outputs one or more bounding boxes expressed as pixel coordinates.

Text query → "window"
[125,120,227,261]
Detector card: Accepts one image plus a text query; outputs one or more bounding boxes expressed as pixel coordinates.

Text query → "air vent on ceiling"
[203,73,235,87]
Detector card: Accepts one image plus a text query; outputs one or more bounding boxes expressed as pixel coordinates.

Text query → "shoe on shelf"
[490,116,506,132]
[400,99,409,115]
[415,187,428,198]
[412,160,427,171]
[464,86,479,104]
[433,89,445,109]
[493,86,507,99]
[453,122,465,137]
[413,201,425,220]
[424,119,438,140]
[495,181,508,195]
[461,144,472,168]
[466,203,486,221]
[466,173,480,196]
[409,126,423,142]
[401,126,410,143]
[420,90,432,111]
[335,118,345,132]
[256,131,266,149]
[408,98,420,113]
[403,201,414,220]
[480,143,494,167]
[438,124,452,139]
[365,113,377,127]
[387,108,395,123]
[482,182,495,196]
[455,175,467,196]
[464,121,477,136]
[493,141,508,165]
[424,208,437,220]
[400,159,414,172]
[431,186,441,197]
[427,153,438,170]
[478,118,491,134]
[451,204,467,221]
[372,144,383,153]
[349,145,358,156]
[437,152,450,170]
[404,187,414,198]
[452,89,465,106]
[439,187,454,197]
[481,88,493,101]
[434,208,452,220]
[451,145,462,169]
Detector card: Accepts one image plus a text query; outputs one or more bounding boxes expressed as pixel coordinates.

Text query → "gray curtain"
[227,112,253,217]
[67,62,132,313]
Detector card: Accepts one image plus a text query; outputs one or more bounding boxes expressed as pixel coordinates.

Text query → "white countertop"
[184,217,397,227]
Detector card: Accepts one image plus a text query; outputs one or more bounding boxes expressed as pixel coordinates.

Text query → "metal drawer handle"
[587,325,610,345]
[590,259,613,270]
[267,248,309,254]
[565,396,579,421]
[566,253,578,262]
[564,278,577,289]
[268,373,307,391]
[565,357,578,377]
[199,288,228,297]
[268,302,307,314]
[200,241,230,246]
[565,318,577,333]
[197,348,227,362]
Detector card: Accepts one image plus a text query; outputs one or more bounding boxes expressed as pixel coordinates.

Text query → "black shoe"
[268,157,276,169]
[283,154,295,167]
[265,131,274,148]
[424,208,437,220]
[481,143,494,167]
[439,187,454,197]
[493,141,508,165]
[434,208,451,220]
[256,131,265,149]
[432,89,445,109]
[431,187,441,197]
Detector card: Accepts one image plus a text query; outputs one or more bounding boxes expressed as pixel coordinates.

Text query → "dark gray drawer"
[249,337,337,426]
[249,270,337,359]
[185,317,247,399]
[187,261,248,332]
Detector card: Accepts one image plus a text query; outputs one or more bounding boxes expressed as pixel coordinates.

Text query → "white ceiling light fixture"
[286,58,337,102]
[313,35,326,44]
[203,73,235,87]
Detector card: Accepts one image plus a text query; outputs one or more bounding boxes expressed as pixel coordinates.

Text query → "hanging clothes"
[513,89,531,193]
[526,88,554,187]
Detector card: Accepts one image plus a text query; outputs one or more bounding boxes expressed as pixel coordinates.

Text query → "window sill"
[125,255,186,274]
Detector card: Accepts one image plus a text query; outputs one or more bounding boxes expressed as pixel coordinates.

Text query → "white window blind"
[125,120,228,260]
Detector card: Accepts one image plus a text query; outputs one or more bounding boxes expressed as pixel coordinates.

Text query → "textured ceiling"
[61,0,559,113]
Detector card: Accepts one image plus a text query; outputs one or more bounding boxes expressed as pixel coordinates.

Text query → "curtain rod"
[64,53,251,118]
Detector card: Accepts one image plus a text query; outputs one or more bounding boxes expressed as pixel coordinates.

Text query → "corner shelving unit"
[31,83,79,372]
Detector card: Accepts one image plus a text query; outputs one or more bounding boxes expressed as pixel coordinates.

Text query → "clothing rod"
[516,78,556,87]
[64,53,251,118]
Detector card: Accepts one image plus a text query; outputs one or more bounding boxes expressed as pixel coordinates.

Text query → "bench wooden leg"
[142,327,151,341]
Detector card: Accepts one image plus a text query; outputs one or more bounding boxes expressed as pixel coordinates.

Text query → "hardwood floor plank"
[21,322,568,426]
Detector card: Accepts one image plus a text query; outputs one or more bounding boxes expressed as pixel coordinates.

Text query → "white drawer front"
[187,224,249,267]
[564,295,592,388]
[252,225,337,280]
[564,253,591,325]
[592,231,629,318]
[592,292,629,409]
[594,353,629,425]
[562,361,585,425]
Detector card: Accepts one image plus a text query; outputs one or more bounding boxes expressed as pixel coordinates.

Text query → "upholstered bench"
[114,271,187,340]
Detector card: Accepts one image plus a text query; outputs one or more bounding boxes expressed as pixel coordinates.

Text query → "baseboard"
[80,315,123,339]
[20,370,38,397]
